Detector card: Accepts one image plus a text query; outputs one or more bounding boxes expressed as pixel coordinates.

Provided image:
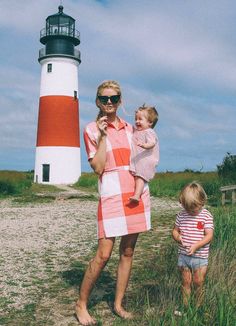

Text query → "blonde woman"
[75,81,151,325]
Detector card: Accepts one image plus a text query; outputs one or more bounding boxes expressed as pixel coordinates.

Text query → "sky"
[0,0,235,173]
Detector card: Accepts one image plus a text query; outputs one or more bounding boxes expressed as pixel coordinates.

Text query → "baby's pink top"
[130,128,159,182]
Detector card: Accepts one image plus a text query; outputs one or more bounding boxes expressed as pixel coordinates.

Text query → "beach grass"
[0,171,235,324]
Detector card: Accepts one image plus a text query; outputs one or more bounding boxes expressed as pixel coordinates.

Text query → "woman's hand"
[90,116,107,175]
[97,116,108,136]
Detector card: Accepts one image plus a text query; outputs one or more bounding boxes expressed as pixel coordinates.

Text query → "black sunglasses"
[98,95,121,105]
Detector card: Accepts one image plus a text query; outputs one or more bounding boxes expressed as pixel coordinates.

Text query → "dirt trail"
[0,189,180,325]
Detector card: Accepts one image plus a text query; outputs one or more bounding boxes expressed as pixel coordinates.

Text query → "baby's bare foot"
[75,302,97,325]
[129,196,140,203]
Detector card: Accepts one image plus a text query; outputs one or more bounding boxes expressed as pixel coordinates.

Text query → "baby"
[129,105,159,202]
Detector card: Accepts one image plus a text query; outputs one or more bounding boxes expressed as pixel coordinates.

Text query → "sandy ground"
[0,191,180,325]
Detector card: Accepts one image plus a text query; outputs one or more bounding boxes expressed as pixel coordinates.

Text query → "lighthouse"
[34,5,81,184]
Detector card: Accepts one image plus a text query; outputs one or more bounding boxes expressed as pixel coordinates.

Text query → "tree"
[217,152,236,183]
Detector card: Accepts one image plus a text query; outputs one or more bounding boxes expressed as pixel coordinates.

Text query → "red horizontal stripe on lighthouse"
[36,95,80,147]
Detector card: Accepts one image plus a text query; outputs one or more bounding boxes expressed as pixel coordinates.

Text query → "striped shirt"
[175,208,214,258]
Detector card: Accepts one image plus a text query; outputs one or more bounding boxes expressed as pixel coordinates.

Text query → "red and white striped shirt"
[175,208,214,258]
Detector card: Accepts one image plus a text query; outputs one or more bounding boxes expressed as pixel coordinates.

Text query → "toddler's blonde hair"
[136,104,159,128]
[179,182,207,212]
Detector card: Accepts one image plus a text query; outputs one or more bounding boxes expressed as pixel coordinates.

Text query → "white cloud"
[0,0,236,171]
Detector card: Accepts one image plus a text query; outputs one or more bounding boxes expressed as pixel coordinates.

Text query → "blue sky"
[0,0,235,173]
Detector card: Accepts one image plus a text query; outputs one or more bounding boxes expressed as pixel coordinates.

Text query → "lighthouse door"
[42,164,50,182]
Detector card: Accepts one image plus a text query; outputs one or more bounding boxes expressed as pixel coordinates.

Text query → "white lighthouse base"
[34,146,81,185]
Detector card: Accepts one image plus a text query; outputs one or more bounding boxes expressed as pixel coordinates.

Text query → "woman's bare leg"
[114,233,139,319]
[130,177,145,202]
[193,266,207,307]
[75,237,115,325]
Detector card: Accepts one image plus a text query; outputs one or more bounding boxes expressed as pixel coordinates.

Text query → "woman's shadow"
[60,260,116,309]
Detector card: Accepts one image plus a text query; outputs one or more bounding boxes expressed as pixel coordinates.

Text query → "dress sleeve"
[83,124,98,160]
[145,129,157,145]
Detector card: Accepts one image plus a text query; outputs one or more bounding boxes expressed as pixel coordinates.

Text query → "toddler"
[172,182,214,315]
[129,105,159,202]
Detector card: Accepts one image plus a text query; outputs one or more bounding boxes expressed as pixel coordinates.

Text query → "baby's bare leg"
[129,177,145,202]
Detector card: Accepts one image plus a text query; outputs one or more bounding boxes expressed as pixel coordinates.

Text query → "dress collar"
[108,117,127,130]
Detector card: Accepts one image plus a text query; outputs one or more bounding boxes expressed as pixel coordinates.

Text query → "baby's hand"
[137,142,147,148]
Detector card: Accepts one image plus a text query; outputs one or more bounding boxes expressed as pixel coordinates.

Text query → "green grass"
[0,170,229,206]
[0,170,33,196]
[110,206,236,325]
[149,171,222,204]
[0,170,63,202]
[75,171,225,205]
[74,172,99,192]
[1,170,235,324]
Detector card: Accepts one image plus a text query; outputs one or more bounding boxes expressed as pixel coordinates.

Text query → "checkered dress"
[84,117,151,239]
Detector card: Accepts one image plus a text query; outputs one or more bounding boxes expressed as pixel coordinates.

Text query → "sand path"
[0,189,180,325]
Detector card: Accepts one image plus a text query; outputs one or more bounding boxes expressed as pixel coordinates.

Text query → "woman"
[75,80,151,325]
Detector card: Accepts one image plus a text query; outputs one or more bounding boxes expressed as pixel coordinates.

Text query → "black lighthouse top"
[39,6,81,63]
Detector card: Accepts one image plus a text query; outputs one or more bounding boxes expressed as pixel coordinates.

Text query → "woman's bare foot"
[114,306,134,320]
[75,302,97,325]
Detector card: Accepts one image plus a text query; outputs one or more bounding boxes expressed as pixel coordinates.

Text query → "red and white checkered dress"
[84,117,151,239]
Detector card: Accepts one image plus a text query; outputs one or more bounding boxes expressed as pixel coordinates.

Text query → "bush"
[217,153,236,183]
[0,180,16,195]
[0,171,33,196]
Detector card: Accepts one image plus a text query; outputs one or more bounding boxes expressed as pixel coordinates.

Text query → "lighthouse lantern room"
[34,5,81,184]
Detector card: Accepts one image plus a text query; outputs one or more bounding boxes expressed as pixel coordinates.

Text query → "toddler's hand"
[186,244,198,255]
[178,235,185,247]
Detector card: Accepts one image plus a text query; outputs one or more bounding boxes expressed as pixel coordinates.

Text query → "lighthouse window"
[74,91,77,99]
[42,164,50,182]
[47,63,52,73]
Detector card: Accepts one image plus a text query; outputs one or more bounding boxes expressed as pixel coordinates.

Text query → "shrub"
[217,153,236,183]
[0,180,15,195]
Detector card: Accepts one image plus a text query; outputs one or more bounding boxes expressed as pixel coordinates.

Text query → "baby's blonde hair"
[179,182,207,212]
[136,104,159,128]
[96,80,122,120]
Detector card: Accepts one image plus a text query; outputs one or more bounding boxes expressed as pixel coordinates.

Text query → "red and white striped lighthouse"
[34,5,81,184]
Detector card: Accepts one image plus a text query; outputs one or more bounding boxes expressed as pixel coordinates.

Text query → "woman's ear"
[95,98,100,108]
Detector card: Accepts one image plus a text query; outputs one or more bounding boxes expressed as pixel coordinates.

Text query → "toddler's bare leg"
[193,266,207,307]
[129,177,145,202]
[180,267,192,306]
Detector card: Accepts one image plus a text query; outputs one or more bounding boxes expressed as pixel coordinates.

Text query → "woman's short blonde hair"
[179,182,207,212]
[136,105,159,128]
[96,80,121,98]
